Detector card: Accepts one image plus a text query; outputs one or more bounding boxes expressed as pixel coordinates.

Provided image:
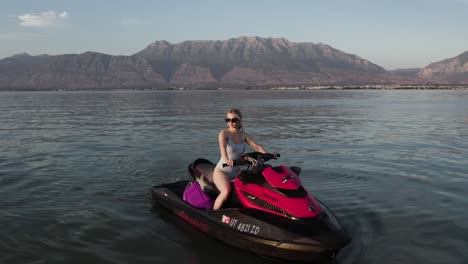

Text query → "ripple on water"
[358,215,468,264]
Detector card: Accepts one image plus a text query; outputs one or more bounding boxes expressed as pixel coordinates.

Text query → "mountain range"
[0,36,467,90]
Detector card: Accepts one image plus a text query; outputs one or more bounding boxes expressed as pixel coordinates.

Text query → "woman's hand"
[226,160,234,167]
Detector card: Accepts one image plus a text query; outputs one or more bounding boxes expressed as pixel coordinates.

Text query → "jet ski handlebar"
[223,152,279,167]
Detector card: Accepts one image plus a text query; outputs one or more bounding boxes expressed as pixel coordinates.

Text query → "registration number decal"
[221,215,261,235]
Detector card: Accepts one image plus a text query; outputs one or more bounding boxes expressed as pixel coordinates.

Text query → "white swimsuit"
[216,131,246,179]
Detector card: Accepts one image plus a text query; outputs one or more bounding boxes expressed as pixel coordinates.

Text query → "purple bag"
[183,181,214,211]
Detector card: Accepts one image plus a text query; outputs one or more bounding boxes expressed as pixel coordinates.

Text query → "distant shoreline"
[1,84,468,92]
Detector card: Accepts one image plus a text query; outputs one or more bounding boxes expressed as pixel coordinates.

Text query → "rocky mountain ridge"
[0,36,467,90]
[417,51,468,83]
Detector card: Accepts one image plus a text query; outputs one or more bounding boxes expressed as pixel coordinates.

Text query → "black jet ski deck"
[151,180,350,262]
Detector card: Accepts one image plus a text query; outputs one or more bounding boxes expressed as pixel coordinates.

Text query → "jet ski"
[150,152,351,262]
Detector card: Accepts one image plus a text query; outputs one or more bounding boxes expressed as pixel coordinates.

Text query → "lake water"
[1,89,467,264]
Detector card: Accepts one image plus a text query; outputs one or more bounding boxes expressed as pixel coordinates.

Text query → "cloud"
[17,11,69,27]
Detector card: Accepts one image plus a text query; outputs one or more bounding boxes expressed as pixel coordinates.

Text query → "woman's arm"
[244,133,267,153]
[218,130,231,164]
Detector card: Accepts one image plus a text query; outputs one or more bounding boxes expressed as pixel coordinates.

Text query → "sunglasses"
[225,118,239,123]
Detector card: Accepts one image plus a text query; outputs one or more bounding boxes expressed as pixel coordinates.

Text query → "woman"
[212,108,273,210]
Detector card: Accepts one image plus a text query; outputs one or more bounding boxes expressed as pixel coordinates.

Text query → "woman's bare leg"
[212,167,231,210]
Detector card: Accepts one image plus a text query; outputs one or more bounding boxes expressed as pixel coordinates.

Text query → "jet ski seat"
[188,159,219,197]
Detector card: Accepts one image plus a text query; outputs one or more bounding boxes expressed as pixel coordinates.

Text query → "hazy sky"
[1,0,468,70]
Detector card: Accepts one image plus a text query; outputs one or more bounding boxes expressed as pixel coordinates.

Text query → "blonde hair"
[227,108,243,129]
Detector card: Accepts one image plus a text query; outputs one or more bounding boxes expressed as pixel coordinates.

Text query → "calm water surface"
[1,90,467,264]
